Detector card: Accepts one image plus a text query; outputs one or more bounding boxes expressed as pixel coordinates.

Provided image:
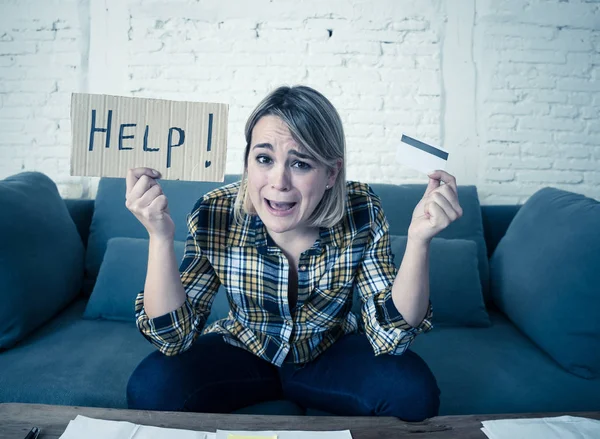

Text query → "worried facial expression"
[246,115,337,239]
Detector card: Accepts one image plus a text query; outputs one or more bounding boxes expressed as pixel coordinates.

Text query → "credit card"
[396,134,449,175]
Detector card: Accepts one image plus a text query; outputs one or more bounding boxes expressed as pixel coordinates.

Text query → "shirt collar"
[226,213,344,252]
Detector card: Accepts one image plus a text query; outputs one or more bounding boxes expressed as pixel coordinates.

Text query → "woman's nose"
[270,165,290,191]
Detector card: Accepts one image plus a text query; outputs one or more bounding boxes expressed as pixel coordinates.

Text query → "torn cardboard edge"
[70,93,228,182]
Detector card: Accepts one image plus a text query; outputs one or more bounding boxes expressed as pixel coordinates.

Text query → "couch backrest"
[368,183,489,298]
[83,175,241,294]
[74,176,496,300]
[67,192,519,256]
[66,188,520,257]
[481,205,521,257]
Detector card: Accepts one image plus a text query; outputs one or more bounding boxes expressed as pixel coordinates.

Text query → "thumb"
[424,173,441,195]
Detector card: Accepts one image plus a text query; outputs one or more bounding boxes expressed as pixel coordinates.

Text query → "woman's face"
[246,115,337,238]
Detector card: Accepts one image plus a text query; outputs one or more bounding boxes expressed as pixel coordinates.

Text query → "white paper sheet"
[481,415,600,439]
[59,415,215,439]
[216,430,352,439]
[59,416,139,439]
[58,416,352,439]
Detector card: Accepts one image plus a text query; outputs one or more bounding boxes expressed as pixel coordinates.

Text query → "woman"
[125,85,462,421]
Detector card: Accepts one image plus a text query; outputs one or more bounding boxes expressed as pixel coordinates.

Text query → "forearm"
[391,238,431,327]
[143,236,186,318]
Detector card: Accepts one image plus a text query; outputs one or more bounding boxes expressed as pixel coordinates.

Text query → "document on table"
[217,430,352,439]
[58,415,353,439]
[59,415,214,439]
[481,415,600,439]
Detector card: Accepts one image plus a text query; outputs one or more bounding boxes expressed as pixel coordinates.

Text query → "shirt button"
[299,265,307,271]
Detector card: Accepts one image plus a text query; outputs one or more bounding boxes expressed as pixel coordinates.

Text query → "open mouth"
[266,199,297,211]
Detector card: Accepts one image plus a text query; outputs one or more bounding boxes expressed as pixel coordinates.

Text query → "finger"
[427,201,451,229]
[424,175,441,196]
[126,167,161,196]
[434,184,463,217]
[148,194,169,217]
[127,175,158,206]
[431,192,461,222]
[136,183,164,209]
[429,170,458,194]
[424,200,433,219]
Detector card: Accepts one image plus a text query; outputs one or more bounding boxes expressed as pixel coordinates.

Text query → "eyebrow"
[252,143,314,160]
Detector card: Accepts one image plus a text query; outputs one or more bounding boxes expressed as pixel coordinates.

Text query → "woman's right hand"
[125,167,175,240]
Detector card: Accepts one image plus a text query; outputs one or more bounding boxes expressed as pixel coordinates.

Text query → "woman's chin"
[262,219,297,235]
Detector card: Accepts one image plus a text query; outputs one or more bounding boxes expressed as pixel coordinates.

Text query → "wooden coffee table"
[1,403,600,439]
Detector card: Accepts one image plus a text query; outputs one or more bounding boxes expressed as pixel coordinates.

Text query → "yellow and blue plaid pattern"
[135,181,432,366]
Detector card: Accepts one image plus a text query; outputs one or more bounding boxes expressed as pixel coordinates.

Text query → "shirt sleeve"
[354,195,433,356]
[134,201,221,356]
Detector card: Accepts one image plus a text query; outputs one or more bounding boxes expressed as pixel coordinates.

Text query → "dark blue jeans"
[127,333,440,421]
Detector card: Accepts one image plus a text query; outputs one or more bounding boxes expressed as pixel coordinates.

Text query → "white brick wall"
[0,0,86,197]
[0,0,598,204]
[474,0,600,204]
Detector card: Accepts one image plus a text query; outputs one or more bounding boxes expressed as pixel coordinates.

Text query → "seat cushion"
[83,237,230,323]
[389,236,489,327]
[84,175,241,294]
[0,172,84,349]
[3,301,598,415]
[410,309,600,415]
[0,298,302,415]
[370,184,490,300]
[0,298,154,408]
[490,187,600,379]
[84,238,185,321]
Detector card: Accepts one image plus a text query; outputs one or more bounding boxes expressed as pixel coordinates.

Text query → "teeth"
[268,200,295,211]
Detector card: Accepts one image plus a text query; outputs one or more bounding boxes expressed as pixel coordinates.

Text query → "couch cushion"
[0,172,84,349]
[410,309,600,415]
[370,184,490,300]
[0,298,158,408]
[389,236,489,327]
[0,297,301,415]
[84,175,241,294]
[490,187,600,379]
[86,179,487,295]
[84,237,229,324]
[4,299,598,415]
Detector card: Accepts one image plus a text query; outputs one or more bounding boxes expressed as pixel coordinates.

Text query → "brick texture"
[0,0,598,204]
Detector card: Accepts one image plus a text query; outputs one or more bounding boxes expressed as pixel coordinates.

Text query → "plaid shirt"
[135,181,433,366]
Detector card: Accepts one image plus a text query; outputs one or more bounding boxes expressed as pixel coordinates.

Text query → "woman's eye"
[292,161,312,170]
[256,155,272,165]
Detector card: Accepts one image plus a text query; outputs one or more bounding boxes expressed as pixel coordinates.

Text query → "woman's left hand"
[407,170,463,244]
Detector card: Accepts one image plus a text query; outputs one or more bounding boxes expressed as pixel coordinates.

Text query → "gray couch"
[1,171,599,416]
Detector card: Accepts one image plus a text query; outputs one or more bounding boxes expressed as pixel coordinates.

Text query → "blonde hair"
[234,85,347,228]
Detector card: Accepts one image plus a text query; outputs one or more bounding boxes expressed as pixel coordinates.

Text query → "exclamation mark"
[205,113,213,168]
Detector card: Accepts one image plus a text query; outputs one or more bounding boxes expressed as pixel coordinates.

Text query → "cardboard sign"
[70,93,228,181]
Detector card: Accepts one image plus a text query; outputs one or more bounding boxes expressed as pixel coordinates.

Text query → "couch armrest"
[481,205,521,258]
[64,199,94,248]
